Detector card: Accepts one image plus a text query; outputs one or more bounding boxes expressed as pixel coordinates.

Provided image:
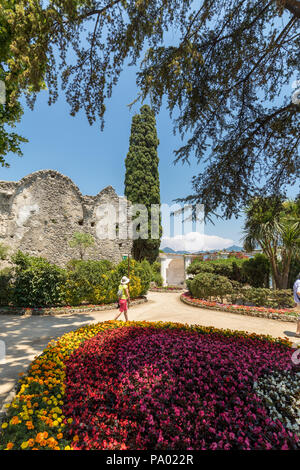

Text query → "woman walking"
[114,276,130,321]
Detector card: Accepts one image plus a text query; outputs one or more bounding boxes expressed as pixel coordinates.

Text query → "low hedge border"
[0,296,148,316]
[149,286,184,292]
[180,292,299,323]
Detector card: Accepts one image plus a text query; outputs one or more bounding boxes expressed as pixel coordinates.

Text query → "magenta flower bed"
[63,325,299,450]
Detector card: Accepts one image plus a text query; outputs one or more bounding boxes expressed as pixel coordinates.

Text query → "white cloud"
[160,231,235,252]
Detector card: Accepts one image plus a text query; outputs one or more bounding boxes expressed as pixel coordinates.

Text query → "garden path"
[0,291,299,411]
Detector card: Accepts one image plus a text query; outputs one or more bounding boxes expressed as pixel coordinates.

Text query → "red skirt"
[119,299,127,312]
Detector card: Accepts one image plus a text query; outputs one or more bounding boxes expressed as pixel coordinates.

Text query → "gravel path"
[0,291,299,410]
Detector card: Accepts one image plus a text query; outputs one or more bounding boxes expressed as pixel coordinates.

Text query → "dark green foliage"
[124,105,162,263]
[150,260,163,286]
[187,272,233,302]
[288,255,300,288]
[228,286,294,309]
[187,269,294,308]
[11,252,67,307]
[187,258,247,283]
[0,267,13,306]
[243,197,300,289]
[242,254,270,288]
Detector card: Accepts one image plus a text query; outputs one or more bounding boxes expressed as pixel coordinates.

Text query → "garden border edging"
[180,293,298,323]
[0,296,148,316]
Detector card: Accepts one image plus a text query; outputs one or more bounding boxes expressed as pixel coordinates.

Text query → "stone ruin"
[0,170,133,267]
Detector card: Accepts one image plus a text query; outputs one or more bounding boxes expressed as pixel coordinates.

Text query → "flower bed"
[0,321,299,450]
[181,292,299,322]
[0,297,147,316]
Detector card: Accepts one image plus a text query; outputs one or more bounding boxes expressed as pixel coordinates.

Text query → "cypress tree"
[124,105,162,263]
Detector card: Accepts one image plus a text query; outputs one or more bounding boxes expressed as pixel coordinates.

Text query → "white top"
[293,279,300,303]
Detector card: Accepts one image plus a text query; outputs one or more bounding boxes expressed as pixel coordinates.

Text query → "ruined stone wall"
[0,170,132,267]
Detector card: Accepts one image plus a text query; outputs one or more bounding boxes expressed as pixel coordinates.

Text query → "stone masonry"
[0,170,133,267]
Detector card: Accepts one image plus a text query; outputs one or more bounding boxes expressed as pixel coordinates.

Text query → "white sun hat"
[121,276,130,285]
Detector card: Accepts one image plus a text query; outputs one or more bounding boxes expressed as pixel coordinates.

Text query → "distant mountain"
[224,245,243,252]
[161,247,176,253]
[161,245,244,255]
[161,247,188,254]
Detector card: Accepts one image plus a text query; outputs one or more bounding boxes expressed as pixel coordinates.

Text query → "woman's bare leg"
[123,310,128,322]
[114,311,122,320]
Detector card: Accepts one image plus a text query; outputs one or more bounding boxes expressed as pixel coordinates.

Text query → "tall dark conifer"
[124,105,161,263]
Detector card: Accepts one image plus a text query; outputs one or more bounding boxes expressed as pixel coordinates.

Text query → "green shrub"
[188,272,233,302]
[0,267,13,306]
[241,254,270,287]
[64,259,114,305]
[187,258,247,283]
[64,257,151,306]
[11,252,67,307]
[149,260,163,286]
[187,269,294,308]
[227,286,294,308]
[152,272,163,287]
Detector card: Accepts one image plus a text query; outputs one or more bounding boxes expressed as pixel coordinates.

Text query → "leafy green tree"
[0,0,28,165]
[242,253,270,288]
[68,232,95,260]
[0,1,299,215]
[124,104,162,263]
[243,197,300,289]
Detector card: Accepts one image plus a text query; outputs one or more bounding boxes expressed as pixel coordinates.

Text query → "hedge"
[2,252,151,308]
[187,272,294,308]
[187,254,271,288]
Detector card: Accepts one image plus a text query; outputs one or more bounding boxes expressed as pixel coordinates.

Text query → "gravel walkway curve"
[0,291,299,411]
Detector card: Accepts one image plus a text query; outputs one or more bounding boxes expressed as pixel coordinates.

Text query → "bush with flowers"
[0,254,151,309]
[0,320,299,450]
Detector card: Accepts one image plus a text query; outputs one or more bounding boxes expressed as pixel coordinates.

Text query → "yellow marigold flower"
[64,446,71,450]
[28,439,35,447]
[21,441,29,449]
[1,422,8,429]
[67,418,73,424]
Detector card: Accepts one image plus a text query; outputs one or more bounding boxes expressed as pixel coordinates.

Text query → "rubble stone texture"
[0,170,132,266]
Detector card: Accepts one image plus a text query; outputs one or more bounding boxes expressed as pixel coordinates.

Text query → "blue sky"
[1,21,298,252]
